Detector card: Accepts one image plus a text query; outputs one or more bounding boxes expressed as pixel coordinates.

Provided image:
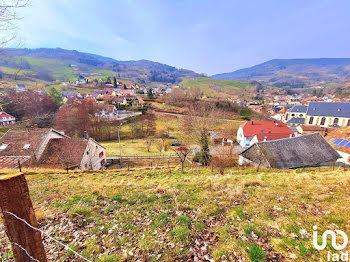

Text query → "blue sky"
[15,0,350,74]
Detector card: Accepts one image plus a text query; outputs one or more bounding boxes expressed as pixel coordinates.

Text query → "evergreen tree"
[199,129,210,165]
[123,84,127,89]
[147,88,153,99]
[113,77,117,88]
[48,87,63,106]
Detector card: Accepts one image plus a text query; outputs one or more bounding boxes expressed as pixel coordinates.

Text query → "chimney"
[83,130,89,139]
[251,121,254,125]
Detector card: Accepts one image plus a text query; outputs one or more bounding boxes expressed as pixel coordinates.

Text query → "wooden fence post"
[17,160,21,172]
[0,174,47,262]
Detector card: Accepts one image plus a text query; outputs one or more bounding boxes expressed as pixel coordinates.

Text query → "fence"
[0,174,91,262]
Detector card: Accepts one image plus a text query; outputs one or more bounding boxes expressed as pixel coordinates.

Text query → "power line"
[2,211,92,262]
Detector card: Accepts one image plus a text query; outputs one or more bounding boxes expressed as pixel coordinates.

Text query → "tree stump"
[0,174,47,262]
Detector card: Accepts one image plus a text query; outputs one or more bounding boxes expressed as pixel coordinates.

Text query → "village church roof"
[240,133,340,169]
[307,102,350,118]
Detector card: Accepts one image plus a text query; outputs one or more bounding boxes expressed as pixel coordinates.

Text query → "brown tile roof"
[0,156,31,168]
[0,128,52,157]
[300,125,335,133]
[326,127,350,154]
[39,138,88,168]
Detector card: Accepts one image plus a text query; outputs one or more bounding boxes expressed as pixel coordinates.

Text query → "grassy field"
[100,139,176,156]
[180,77,254,98]
[1,167,350,261]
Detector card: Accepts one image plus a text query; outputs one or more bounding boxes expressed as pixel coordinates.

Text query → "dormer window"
[23,144,31,149]
[0,144,8,150]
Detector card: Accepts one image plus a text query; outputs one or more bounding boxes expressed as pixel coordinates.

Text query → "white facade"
[306,115,350,128]
[80,139,106,170]
[237,127,253,148]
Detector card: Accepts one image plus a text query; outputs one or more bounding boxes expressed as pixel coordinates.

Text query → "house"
[283,105,308,123]
[326,127,350,164]
[237,121,293,148]
[271,107,287,121]
[296,125,333,136]
[0,111,16,126]
[60,90,79,98]
[0,128,106,170]
[305,102,350,128]
[209,131,234,145]
[95,105,118,119]
[239,133,340,169]
[15,84,27,92]
[40,137,105,170]
[287,117,305,127]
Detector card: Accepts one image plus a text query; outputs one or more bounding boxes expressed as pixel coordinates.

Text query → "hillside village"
[1,72,350,170]
[1,1,350,260]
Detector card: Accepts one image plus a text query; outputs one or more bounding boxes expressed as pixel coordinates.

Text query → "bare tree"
[155,139,163,155]
[183,104,217,165]
[211,145,237,175]
[0,0,29,47]
[173,146,191,174]
[145,137,154,153]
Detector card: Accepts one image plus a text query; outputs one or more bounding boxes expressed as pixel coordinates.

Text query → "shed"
[239,132,340,169]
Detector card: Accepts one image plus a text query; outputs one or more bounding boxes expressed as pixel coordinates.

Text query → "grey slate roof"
[287,117,305,125]
[307,102,350,118]
[60,90,79,97]
[287,105,308,113]
[239,132,340,169]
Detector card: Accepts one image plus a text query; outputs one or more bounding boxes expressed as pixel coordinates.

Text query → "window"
[299,114,303,117]
[285,114,289,120]
[99,151,104,158]
[320,117,326,126]
[0,144,8,150]
[23,144,31,149]
[347,119,350,127]
[291,113,295,117]
[334,118,339,125]
[309,117,314,125]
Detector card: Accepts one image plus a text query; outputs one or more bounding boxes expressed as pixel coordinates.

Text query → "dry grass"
[1,167,349,261]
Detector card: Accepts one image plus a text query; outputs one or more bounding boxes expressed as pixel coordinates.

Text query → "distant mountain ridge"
[212,58,350,88]
[0,48,202,83]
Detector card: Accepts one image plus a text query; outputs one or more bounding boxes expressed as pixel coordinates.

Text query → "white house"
[237,121,293,148]
[0,111,16,126]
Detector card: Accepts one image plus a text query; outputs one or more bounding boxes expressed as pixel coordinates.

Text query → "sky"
[13,0,350,75]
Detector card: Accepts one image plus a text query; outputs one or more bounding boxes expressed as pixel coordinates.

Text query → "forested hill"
[0,48,203,83]
[212,58,350,88]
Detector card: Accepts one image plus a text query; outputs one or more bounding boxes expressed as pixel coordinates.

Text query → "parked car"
[171,142,182,146]
[168,135,176,139]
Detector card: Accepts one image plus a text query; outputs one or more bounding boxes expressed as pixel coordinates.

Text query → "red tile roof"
[241,121,292,138]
